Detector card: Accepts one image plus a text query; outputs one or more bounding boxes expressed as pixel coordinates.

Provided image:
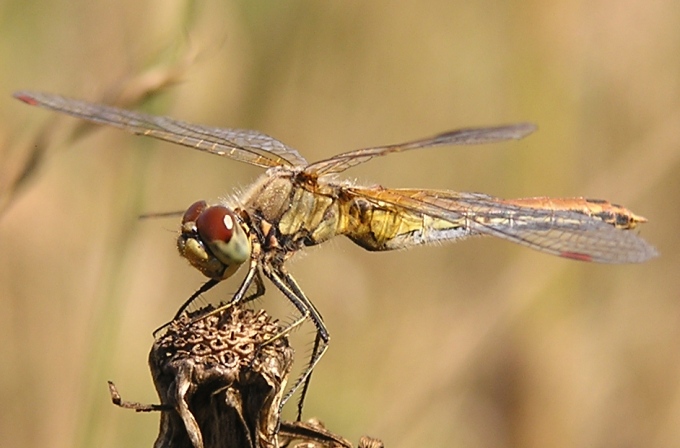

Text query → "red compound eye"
[182,200,208,225]
[196,206,236,243]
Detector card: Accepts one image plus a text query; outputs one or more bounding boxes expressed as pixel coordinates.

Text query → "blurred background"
[1,1,679,447]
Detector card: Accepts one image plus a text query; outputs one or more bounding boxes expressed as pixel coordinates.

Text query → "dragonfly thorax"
[177,200,252,280]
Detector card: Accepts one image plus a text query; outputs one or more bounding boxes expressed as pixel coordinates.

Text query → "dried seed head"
[149,305,294,448]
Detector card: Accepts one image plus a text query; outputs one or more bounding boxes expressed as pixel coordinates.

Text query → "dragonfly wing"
[14,91,308,168]
[347,187,657,264]
[305,123,536,176]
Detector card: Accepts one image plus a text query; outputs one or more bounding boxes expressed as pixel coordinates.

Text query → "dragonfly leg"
[184,259,261,326]
[152,278,220,336]
[296,331,324,420]
[172,279,220,321]
[241,269,266,304]
[153,260,261,337]
[263,264,329,421]
[279,272,329,421]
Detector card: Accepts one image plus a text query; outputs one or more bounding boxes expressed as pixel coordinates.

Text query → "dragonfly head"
[177,200,252,280]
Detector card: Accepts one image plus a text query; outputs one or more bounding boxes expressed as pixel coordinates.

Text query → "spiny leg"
[186,260,263,325]
[153,260,262,337]
[297,332,323,421]
[263,264,329,420]
[173,279,220,320]
[278,270,329,421]
[241,269,266,304]
[152,278,220,336]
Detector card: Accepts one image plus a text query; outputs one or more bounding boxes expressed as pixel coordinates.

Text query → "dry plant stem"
[108,381,170,412]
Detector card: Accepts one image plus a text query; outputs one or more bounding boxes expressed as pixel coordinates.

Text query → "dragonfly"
[14,90,657,418]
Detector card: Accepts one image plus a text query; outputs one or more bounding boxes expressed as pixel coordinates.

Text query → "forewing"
[14,91,308,168]
[306,123,536,176]
[346,187,657,263]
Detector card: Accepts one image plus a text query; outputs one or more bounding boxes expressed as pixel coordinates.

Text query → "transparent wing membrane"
[305,123,536,175]
[13,91,308,168]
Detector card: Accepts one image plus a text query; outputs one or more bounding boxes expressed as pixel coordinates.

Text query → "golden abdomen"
[338,196,469,251]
